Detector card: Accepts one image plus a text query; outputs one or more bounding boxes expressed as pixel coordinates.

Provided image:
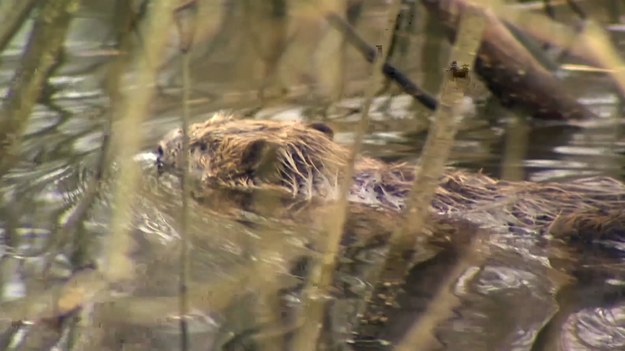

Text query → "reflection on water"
[565,305,625,349]
[1,1,625,351]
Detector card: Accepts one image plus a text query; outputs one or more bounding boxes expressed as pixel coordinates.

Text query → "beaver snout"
[155,145,165,174]
[155,127,184,175]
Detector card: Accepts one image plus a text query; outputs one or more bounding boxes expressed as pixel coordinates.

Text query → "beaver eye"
[308,122,334,140]
[156,145,164,157]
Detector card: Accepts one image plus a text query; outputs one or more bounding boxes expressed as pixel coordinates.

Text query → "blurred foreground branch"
[0,0,40,55]
[355,3,488,348]
[0,0,79,174]
[174,3,198,350]
[501,8,625,101]
[392,6,487,348]
[104,0,177,282]
[291,2,403,351]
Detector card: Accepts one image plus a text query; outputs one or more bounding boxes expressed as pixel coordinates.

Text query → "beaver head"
[156,113,348,198]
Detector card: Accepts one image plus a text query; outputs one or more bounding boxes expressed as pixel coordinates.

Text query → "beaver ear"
[307,122,334,140]
[241,139,279,176]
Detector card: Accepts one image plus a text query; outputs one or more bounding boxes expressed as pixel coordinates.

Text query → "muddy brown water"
[1,1,625,351]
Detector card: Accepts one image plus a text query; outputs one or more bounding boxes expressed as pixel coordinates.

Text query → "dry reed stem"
[0,0,40,55]
[241,0,290,102]
[252,279,286,351]
[500,114,529,181]
[248,195,290,351]
[104,0,176,282]
[47,4,136,350]
[0,4,84,342]
[391,3,490,349]
[239,190,293,351]
[389,4,487,284]
[315,1,348,103]
[176,4,197,350]
[179,46,192,351]
[0,0,80,175]
[290,1,402,350]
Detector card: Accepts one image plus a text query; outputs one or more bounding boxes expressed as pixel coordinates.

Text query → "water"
[1,1,625,350]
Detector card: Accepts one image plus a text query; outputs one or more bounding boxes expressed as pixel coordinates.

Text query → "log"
[421,0,599,120]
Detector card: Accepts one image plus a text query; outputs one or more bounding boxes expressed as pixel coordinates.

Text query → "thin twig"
[103,0,177,282]
[290,2,403,351]
[244,190,291,351]
[175,3,198,350]
[325,12,438,111]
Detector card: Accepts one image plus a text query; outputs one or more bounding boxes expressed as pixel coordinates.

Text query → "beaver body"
[156,113,625,237]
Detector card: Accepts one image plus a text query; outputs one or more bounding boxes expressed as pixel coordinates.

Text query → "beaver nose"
[156,145,165,173]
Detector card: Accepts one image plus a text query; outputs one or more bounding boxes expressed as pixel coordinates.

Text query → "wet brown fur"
[157,113,625,238]
[157,113,349,198]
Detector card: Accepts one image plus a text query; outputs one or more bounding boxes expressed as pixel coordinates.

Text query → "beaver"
[156,112,625,238]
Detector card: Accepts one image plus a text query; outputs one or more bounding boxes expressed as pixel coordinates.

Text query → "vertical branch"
[63,114,114,351]
[0,0,80,174]
[175,3,197,350]
[352,1,491,347]
[500,114,528,181]
[389,3,488,283]
[104,0,176,282]
[290,1,402,350]
[247,190,290,351]
[391,4,491,350]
